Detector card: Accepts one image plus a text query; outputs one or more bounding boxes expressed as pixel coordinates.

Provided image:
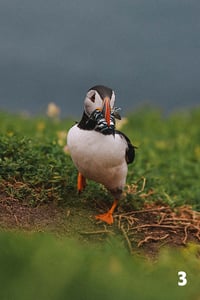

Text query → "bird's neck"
[78,110,115,135]
[78,111,96,130]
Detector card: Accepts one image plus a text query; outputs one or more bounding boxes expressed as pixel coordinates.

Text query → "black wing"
[115,130,136,164]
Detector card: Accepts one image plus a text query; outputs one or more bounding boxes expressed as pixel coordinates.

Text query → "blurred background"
[0,0,200,117]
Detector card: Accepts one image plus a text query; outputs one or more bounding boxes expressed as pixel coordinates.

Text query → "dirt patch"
[0,193,111,243]
[0,196,65,231]
[0,194,200,257]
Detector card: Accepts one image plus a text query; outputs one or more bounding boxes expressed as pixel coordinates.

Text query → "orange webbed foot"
[95,212,114,225]
[95,199,118,225]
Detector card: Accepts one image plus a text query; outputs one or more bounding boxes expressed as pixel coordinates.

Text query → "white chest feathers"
[67,125,128,191]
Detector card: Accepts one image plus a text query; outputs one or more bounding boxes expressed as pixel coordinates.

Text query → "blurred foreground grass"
[0,231,200,300]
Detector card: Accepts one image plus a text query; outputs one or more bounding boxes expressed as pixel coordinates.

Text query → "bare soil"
[1,193,200,257]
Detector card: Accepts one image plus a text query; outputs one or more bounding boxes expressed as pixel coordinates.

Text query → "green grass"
[0,231,200,300]
[0,107,199,209]
[0,112,75,205]
[124,107,200,209]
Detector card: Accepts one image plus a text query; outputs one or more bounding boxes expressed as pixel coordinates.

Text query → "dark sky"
[0,0,200,117]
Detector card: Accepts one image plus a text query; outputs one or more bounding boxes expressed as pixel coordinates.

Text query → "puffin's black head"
[84,85,116,127]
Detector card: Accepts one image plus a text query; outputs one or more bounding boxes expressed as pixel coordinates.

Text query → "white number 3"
[178,271,187,286]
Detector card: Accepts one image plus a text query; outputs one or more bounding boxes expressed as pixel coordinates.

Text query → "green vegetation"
[0,107,200,299]
[0,231,200,300]
[0,112,75,205]
[0,108,199,209]
[0,134,72,204]
[124,107,200,209]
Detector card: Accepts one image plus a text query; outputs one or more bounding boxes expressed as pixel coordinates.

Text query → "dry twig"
[114,204,200,253]
[138,234,169,247]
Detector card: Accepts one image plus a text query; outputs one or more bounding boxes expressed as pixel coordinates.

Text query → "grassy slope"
[0,108,200,299]
[1,107,199,208]
[124,107,200,209]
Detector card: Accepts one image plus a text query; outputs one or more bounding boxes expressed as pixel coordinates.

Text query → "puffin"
[67,85,135,224]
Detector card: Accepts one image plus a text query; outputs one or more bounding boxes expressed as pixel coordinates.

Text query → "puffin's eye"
[90,94,95,102]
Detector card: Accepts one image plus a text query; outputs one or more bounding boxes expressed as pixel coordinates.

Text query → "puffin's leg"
[77,172,86,193]
[95,199,118,225]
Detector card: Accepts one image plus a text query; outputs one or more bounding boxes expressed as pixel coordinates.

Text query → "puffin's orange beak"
[102,97,111,127]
